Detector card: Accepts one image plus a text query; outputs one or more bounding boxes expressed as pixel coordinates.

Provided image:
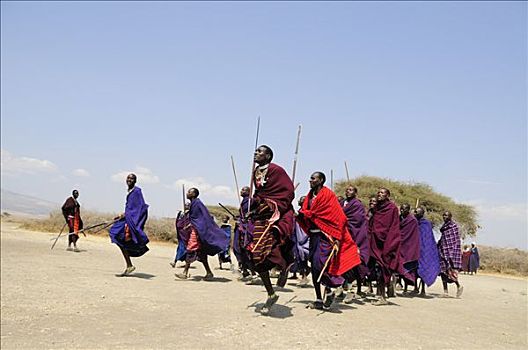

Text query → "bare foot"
[175,272,189,280]
[260,294,279,315]
[456,286,464,298]
[372,298,389,306]
[119,266,135,277]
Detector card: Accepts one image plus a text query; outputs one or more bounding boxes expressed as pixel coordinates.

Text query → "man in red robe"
[62,189,84,252]
[297,172,361,310]
[368,187,401,305]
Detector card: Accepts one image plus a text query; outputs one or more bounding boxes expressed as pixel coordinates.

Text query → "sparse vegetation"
[17,204,239,243]
[478,245,528,276]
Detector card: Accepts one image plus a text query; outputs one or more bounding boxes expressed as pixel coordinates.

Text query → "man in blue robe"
[175,188,230,281]
[218,215,232,270]
[109,174,150,276]
[414,207,440,296]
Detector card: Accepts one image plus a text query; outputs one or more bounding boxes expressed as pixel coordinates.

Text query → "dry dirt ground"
[1,221,527,349]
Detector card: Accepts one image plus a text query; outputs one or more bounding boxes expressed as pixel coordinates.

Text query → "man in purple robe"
[233,186,257,282]
[247,145,295,315]
[175,188,230,281]
[170,202,191,268]
[368,187,401,305]
[398,203,421,293]
[291,196,310,287]
[218,215,232,270]
[469,242,480,275]
[109,174,150,276]
[438,211,463,298]
[340,186,370,302]
[414,207,440,296]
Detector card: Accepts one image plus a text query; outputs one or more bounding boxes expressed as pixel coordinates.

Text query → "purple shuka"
[417,218,440,286]
[469,247,480,273]
[309,232,344,288]
[109,186,149,257]
[399,214,421,281]
[291,222,310,273]
[233,197,249,263]
[175,211,191,262]
[341,198,370,264]
[188,198,229,256]
[438,220,462,273]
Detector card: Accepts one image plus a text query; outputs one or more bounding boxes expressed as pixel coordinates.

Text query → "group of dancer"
[62,145,464,315]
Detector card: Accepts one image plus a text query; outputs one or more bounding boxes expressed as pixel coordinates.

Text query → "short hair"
[379,187,390,196]
[401,203,411,210]
[128,173,137,181]
[259,145,274,162]
[348,186,358,193]
[314,171,326,184]
[72,189,78,195]
[190,187,200,197]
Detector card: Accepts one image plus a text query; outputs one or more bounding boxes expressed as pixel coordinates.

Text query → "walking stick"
[231,156,241,208]
[251,222,274,253]
[291,125,302,185]
[90,219,119,235]
[182,184,186,211]
[317,243,338,283]
[247,116,261,217]
[218,203,237,219]
[67,220,118,237]
[50,222,68,250]
[344,161,350,183]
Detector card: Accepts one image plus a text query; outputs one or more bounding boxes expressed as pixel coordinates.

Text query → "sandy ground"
[1,221,527,350]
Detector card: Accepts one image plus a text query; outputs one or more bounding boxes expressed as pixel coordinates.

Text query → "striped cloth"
[248,200,280,266]
[438,220,462,273]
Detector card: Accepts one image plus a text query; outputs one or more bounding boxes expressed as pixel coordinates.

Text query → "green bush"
[334,176,478,238]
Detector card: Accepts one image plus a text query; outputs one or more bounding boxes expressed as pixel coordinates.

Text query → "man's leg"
[307,268,324,310]
[201,254,214,280]
[72,234,79,252]
[373,271,389,305]
[441,274,449,296]
[419,280,426,296]
[259,269,279,315]
[67,233,73,251]
[175,260,191,279]
[118,246,135,276]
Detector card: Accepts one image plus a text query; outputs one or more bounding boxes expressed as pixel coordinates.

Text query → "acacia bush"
[334,176,478,238]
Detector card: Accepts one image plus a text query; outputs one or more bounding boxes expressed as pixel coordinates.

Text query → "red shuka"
[297,186,361,275]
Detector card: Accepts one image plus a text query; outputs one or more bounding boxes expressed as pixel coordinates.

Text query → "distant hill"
[1,189,58,217]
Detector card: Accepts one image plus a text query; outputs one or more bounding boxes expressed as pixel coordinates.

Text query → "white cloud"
[168,177,236,202]
[464,199,527,222]
[1,149,58,175]
[458,179,502,185]
[111,166,160,184]
[72,168,90,177]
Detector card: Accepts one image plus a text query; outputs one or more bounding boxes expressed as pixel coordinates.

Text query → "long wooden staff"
[182,184,186,211]
[231,155,241,208]
[251,221,274,253]
[67,220,117,237]
[344,161,350,182]
[291,125,302,185]
[415,197,420,209]
[317,243,338,283]
[50,222,68,250]
[247,116,261,216]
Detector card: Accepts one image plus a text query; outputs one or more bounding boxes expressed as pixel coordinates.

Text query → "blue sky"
[1,1,526,249]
